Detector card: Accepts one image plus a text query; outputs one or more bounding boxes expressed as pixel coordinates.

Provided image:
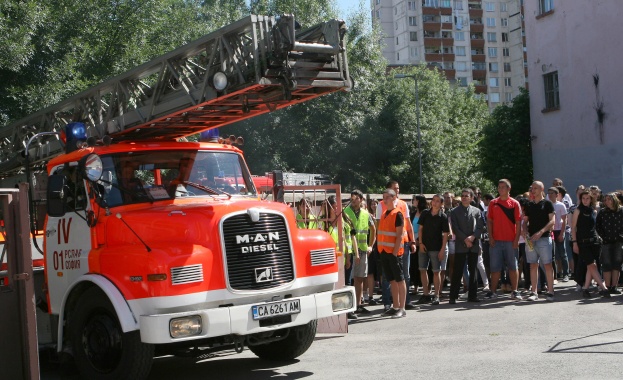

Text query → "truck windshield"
[97,150,256,207]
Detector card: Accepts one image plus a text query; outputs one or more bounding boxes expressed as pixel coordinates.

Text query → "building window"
[441,15,452,23]
[487,32,497,42]
[457,77,468,86]
[441,0,452,7]
[543,71,559,109]
[505,92,513,102]
[503,47,510,57]
[489,77,499,87]
[375,10,380,19]
[410,31,418,41]
[502,32,509,42]
[501,18,508,26]
[486,17,496,27]
[395,21,399,30]
[397,52,400,61]
[410,46,418,57]
[485,2,495,11]
[490,92,500,103]
[455,31,465,41]
[539,0,554,15]
[423,14,435,22]
[473,62,486,70]
[500,2,507,12]
[504,62,511,72]
[408,1,417,10]
[455,46,466,56]
[409,16,417,26]
[454,0,463,10]
[396,37,400,45]
[488,47,497,57]
[504,77,512,86]
[424,0,438,6]
[489,62,499,72]
[456,61,467,71]
[376,0,381,4]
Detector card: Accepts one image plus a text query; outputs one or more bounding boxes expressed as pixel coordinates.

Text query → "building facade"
[525,0,623,192]
[373,0,527,109]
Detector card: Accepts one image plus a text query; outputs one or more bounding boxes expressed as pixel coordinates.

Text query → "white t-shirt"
[553,201,567,231]
[375,199,410,220]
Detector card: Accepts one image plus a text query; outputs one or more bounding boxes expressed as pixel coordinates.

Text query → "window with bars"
[543,71,559,109]
[539,0,554,15]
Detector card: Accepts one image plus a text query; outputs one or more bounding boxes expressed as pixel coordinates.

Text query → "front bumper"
[139,286,355,344]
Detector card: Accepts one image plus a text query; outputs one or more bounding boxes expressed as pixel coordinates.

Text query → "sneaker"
[347,312,358,320]
[391,309,406,319]
[367,298,379,306]
[484,291,497,299]
[510,290,522,300]
[459,292,469,300]
[557,273,563,280]
[382,308,398,317]
[609,287,622,295]
[582,289,591,298]
[449,298,456,304]
[599,289,612,298]
[562,275,569,282]
[404,302,417,310]
[546,293,554,302]
[431,296,440,305]
[415,295,431,304]
[355,306,371,314]
[575,284,583,292]
[482,285,490,292]
[526,292,538,301]
[467,298,481,303]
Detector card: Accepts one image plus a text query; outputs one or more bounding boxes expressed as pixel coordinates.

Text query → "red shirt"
[487,197,521,241]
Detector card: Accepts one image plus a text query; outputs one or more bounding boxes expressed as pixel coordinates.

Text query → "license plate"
[252,299,301,320]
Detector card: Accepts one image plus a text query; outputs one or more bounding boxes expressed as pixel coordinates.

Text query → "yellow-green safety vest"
[343,206,370,251]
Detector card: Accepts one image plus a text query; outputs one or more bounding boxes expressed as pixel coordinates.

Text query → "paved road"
[42,282,623,379]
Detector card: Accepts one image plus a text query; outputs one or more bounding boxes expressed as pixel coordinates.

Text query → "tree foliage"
[480,87,533,196]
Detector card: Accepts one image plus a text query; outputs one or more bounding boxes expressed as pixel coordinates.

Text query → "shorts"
[352,249,369,278]
[601,243,623,271]
[380,252,404,282]
[578,243,601,265]
[368,249,380,279]
[418,250,448,272]
[489,241,518,272]
[448,240,456,255]
[526,236,553,265]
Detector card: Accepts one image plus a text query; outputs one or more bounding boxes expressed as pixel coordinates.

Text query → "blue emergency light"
[65,122,87,153]
[200,128,219,142]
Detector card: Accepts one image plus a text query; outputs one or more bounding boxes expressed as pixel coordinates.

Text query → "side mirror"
[47,174,67,217]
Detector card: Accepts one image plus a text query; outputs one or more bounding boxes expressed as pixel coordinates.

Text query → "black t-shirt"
[384,210,404,227]
[418,209,449,251]
[525,199,554,235]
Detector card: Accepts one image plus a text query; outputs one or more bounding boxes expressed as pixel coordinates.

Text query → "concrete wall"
[525,0,623,193]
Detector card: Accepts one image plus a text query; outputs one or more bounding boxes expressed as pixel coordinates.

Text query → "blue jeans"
[553,230,569,276]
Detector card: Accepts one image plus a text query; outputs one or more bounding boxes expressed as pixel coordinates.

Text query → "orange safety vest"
[379,199,410,243]
[377,208,404,256]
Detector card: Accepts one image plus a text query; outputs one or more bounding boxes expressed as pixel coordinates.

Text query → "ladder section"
[0,14,351,176]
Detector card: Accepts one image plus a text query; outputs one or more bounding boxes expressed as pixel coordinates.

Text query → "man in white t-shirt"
[548,187,569,282]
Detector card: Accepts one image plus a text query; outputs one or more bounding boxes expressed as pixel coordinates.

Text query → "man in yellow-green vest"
[296,197,318,229]
[343,189,376,315]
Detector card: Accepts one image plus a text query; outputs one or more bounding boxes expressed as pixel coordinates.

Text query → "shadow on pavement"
[547,327,623,355]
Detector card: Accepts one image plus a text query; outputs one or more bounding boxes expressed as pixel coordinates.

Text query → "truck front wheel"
[69,287,154,380]
[249,320,317,360]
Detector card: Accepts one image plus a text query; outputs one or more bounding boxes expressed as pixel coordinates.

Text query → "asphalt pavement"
[41,282,623,380]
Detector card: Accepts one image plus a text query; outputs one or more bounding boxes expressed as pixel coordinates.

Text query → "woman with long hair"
[596,192,623,294]
[571,190,610,298]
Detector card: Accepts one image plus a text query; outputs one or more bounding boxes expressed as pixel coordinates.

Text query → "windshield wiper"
[181,181,231,199]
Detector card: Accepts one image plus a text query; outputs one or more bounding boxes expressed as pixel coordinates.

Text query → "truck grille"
[222,211,294,291]
[310,248,336,266]
[170,264,203,285]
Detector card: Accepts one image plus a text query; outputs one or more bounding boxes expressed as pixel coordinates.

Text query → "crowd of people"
[296,178,623,320]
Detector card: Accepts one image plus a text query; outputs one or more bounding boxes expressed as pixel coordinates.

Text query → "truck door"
[45,163,93,314]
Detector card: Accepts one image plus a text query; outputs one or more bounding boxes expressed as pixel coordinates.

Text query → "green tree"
[480,87,533,196]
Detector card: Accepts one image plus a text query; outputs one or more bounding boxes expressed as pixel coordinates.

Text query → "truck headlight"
[170,315,202,338]
[331,291,354,312]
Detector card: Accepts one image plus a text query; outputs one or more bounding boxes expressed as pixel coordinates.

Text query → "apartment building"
[525,0,623,191]
[373,0,527,109]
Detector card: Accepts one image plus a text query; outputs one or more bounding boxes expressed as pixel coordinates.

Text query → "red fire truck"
[0,15,354,380]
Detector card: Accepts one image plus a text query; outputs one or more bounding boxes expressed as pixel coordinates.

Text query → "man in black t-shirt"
[524,181,556,302]
[417,194,449,305]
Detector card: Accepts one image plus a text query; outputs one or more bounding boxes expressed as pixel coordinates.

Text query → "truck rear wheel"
[249,320,317,360]
[69,288,154,380]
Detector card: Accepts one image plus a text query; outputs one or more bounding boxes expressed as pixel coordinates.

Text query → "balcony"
[471,54,486,62]
[441,37,454,46]
[469,8,483,17]
[423,22,442,31]
[422,7,453,15]
[474,85,488,94]
[424,38,442,47]
[425,53,443,61]
[441,22,453,29]
[443,69,456,79]
[470,40,485,49]
[472,69,486,79]
[470,23,484,33]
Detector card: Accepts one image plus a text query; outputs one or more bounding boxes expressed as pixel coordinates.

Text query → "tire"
[68,287,154,380]
[249,320,317,360]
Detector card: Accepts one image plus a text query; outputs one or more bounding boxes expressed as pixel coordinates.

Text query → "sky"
[336,0,366,19]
